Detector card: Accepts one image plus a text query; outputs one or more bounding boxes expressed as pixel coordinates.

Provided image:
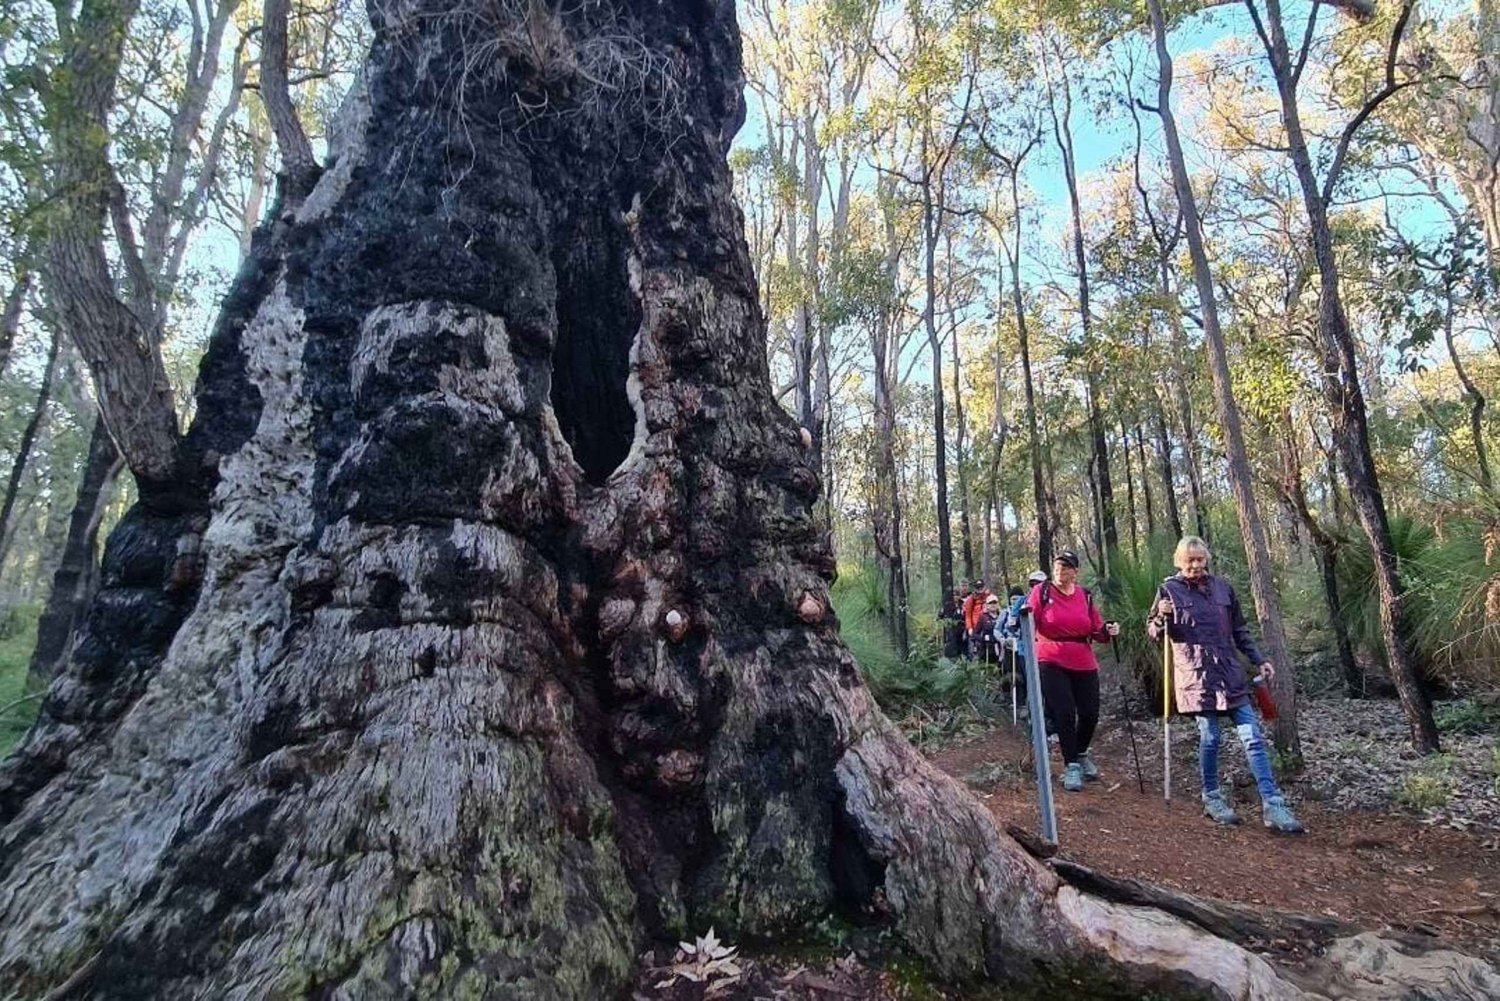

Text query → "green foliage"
[0,602,40,756]
[1094,538,1177,707]
[831,561,988,714]
[1334,516,1500,689]
[1395,755,1456,812]
[1435,697,1500,736]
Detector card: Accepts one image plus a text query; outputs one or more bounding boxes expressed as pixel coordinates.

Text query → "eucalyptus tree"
[975,105,1053,568]
[742,0,879,503]
[1242,0,1440,749]
[1039,33,1118,563]
[1143,0,1301,753]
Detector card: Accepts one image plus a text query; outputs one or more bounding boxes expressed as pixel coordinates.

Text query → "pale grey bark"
[1147,0,1300,754]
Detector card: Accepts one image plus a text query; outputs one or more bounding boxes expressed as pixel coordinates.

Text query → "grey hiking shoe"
[1079,752,1101,782]
[1262,795,1305,834]
[1062,762,1084,792]
[1202,789,1240,825]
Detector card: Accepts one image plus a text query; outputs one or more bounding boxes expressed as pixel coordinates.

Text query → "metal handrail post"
[1019,607,1057,845]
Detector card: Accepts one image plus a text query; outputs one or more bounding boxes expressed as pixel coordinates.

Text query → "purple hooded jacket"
[1146,573,1265,714]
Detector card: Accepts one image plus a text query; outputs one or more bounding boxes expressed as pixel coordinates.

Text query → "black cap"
[1054,550,1080,568]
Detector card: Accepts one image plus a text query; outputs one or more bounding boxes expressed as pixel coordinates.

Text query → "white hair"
[1173,535,1210,568]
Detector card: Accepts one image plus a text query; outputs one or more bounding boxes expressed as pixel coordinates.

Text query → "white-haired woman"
[1148,536,1303,833]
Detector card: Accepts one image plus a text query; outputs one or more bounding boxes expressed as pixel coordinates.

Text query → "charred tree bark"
[0,3,1494,999]
[25,412,121,688]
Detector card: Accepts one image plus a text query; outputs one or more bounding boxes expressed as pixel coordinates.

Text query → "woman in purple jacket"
[1148,536,1304,833]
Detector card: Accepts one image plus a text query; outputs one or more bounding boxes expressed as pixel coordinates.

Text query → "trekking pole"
[1019,607,1057,845]
[1161,620,1172,807]
[1110,634,1146,795]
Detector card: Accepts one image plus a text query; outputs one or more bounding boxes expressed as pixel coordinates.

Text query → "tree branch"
[1319,0,1416,204]
[261,0,319,199]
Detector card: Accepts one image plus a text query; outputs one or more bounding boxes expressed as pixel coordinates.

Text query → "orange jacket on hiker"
[962,590,990,634]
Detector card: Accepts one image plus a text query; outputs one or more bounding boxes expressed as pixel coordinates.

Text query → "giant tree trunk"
[0,2,1494,998]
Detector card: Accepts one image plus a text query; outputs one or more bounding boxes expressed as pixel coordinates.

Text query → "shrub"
[1435,697,1500,735]
[1395,754,1457,812]
[0,603,42,756]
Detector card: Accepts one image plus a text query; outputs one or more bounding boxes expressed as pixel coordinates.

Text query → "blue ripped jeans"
[1198,703,1281,800]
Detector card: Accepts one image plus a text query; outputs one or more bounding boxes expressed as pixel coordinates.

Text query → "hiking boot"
[1262,795,1305,834]
[1079,752,1101,782]
[1062,763,1084,792]
[1201,789,1240,826]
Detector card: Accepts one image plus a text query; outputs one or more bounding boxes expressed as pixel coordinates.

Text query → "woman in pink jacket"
[1027,550,1119,792]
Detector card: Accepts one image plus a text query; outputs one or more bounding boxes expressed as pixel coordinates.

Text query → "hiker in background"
[976,593,1004,665]
[1028,552,1119,792]
[1148,535,1305,834]
[942,584,968,659]
[963,578,991,660]
[1000,572,1048,718]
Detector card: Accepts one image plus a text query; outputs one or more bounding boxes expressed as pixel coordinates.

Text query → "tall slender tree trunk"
[949,240,974,584]
[1441,297,1492,492]
[1148,0,1299,753]
[1136,424,1157,538]
[1163,300,1210,541]
[1004,171,1051,569]
[26,412,121,687]
[1046,49,1116,557]
[1153,394,1185,539]
[1254,0,1439,751]
[0,326,62,567]
[1121,418,1139,558]
[0,272,31,376]
[922,132,956,618]
[873,194,909,660]
[1280,427,1362,697]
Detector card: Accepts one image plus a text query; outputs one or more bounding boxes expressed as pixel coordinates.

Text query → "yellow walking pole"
[1161,622,1172,806]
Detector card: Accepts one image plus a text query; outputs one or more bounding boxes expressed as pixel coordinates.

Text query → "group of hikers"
[942,535,1304,834]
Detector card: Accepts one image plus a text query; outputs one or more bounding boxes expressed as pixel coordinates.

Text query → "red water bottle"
[1251,674,1279,720]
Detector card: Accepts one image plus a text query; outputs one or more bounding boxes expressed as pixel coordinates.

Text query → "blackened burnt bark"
[0,2,1496,999]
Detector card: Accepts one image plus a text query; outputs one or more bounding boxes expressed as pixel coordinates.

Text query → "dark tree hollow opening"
[549,208,640,484]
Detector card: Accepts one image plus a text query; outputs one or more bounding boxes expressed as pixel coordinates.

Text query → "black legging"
[1039,662,1100,765]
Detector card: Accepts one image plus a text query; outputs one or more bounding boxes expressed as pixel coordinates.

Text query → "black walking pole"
[1110,634,1146,795]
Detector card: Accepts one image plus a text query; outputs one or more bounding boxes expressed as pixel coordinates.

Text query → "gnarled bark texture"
[0,2,1496,999]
